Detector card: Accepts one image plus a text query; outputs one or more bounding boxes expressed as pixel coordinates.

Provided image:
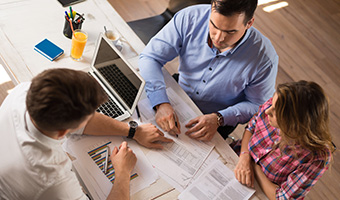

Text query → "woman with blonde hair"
[234,80,334,199]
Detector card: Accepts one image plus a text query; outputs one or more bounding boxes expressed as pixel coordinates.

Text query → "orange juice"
[70,30,88,61]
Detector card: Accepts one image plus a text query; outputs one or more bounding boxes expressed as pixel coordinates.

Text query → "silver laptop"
[89,33,145,121]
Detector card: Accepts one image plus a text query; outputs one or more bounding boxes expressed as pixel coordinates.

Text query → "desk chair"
[128,0,211,45]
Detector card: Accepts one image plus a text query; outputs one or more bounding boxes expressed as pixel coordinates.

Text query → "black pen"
[173,113,179,138]
[136,105,142,122]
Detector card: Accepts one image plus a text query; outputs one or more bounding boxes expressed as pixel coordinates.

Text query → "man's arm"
[222,60,278,128]
[107,142,136,200]
[83,112,173,149]
[139,11,186,135]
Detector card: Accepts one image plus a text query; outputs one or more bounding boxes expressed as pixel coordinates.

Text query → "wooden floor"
[0,0,339,199]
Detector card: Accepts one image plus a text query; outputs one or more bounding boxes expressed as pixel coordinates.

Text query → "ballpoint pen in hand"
[103,146,110,174]
[173,113,179,138]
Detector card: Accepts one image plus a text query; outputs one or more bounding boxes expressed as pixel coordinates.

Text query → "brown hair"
[26,68,107,131]
[211,0,258,25]
[275,81,334,161]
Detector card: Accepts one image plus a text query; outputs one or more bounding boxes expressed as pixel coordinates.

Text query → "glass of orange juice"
[70,29,88,61]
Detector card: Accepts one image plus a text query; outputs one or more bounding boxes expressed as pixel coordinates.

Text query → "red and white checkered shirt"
[247,98,331,199]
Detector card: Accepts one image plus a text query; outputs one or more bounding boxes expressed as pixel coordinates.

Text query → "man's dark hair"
[26,68,107,131]
[211,0,258,25]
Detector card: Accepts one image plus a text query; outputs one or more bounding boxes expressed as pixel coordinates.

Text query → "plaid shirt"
[247,98,331,200]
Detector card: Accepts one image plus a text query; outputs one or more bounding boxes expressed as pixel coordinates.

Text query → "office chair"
[127,0,211,45]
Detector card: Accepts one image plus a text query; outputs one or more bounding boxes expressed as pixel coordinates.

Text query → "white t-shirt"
[0,83,87,200]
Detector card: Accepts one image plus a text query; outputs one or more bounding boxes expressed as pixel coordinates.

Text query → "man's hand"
[133,123,173,149]
[110,141,137,176]
[185,113,219,141]
[234,153,254,188]
[155,103,181,136]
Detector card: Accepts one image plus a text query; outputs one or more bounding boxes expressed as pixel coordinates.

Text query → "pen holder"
[63,14,84,39]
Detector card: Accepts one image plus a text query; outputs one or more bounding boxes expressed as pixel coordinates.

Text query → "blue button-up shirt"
[139,5,278,126]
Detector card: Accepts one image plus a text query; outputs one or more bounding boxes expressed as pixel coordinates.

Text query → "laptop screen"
[92,36,144,110]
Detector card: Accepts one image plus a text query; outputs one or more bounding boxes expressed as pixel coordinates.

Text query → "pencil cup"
[63,16,83,39]
[70,29,88,61]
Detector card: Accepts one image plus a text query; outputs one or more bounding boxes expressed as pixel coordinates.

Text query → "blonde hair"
[275,81,334,161]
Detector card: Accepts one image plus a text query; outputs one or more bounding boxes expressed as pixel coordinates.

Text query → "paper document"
[65,135,158,200]
[179,160,255,200]
[139,88,215,188]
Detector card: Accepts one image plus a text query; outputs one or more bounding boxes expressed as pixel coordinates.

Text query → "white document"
[156,149,220,192]
[139,88,215,188]
[179,160,255,200]
[65,135,158,200]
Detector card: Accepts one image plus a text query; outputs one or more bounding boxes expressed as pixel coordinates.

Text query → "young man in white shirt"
[0,68,172,200]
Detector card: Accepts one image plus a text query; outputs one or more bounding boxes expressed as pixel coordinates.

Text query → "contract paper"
[138,88,215,188]
[65,135,158,200]
[179,160,255,200]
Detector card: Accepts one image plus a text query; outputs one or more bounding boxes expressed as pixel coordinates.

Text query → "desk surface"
[0,0,144,84]
[0,0,266,199]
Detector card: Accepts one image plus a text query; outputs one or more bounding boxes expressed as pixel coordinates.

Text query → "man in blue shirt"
[139,0,278,141]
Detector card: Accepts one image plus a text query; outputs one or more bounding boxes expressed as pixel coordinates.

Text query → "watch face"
[129,121,138,128]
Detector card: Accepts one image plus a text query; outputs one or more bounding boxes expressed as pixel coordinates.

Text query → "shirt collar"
[229,29,250,54]
[25,111,65,147]
[206,26,252,56]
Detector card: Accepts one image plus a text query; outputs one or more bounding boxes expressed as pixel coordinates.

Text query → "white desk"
[0,0,266,199]
[0,0,143,84]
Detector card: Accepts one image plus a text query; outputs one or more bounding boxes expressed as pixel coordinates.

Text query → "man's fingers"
[185,123,201,135]
[120,141,128,149]
[157,128,165,136]
[187,129,205,139]
[158,136,174,143]
[185,118,198,128]
[111,146,119,156]
[147,143,164,149]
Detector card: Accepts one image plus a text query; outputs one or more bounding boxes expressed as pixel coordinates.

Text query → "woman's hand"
[234,153,254,188]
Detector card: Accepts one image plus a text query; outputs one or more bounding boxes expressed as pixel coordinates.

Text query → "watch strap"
[127,121,138,139]
[215,112,223,127]
[127,127,136,139]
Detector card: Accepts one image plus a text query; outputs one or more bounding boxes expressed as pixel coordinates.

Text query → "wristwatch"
[215,112,223,127]
[127,121,138,139]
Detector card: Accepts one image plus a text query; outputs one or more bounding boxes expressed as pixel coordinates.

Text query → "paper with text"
[179,160,255,200]
[139,87,215,188]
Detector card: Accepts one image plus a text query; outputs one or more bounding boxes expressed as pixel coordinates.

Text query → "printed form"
[138,88,215,188]
[179,160,255,200]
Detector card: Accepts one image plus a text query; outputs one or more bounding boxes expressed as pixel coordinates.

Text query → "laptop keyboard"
[88,73,125,119]
[97,64,138,108]
[96,91,124,118]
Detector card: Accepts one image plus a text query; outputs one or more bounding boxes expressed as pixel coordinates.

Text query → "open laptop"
[88,33,145,121]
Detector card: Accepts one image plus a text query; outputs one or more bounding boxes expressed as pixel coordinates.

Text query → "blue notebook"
[34,39,64,61]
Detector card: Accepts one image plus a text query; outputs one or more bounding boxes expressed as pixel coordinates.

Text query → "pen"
[103,146,109,174]
[173,113,179,138]
[76,13,85,20]
[69,6,73,20]
[65,11,70,20]
[136,105,142,122]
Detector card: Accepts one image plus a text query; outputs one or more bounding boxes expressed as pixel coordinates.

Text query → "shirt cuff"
[147,89,171,108]
[218,108,241,127]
